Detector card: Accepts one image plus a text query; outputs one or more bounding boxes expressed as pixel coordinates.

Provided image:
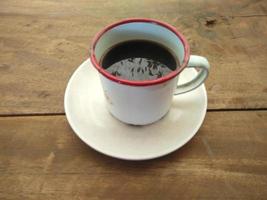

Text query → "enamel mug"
[90,18,210,125]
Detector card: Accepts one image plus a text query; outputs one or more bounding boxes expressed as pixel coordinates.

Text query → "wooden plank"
[0,111,266,199]
[0,0,267,115]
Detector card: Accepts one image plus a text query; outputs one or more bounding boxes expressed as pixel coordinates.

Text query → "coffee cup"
[90,18,210,125]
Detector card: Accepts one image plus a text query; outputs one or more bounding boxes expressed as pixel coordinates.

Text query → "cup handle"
[174,55,210,95]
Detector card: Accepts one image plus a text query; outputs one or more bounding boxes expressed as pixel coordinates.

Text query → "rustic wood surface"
[0,112,267,200]
[0,0,267,115]
[1,0,267,199]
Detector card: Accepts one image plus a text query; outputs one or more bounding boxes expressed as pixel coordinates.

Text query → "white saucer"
[64,59,207,160]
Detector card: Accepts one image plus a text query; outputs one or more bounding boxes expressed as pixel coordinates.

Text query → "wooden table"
[1,0,267,199]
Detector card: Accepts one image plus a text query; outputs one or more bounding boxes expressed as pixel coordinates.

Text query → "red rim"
[90,18,190,86]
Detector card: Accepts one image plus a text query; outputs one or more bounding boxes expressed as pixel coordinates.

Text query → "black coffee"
[101,40,178,81]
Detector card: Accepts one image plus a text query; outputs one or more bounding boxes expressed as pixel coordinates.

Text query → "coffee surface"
[101,40,178,81]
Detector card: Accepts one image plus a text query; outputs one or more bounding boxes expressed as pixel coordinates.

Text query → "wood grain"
[0,0,267,115]
[0,111,266,199]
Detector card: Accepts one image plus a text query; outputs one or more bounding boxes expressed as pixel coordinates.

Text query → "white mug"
[90,18,210,125]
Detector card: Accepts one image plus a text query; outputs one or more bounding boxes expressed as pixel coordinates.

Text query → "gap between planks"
[0,108,267,118]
